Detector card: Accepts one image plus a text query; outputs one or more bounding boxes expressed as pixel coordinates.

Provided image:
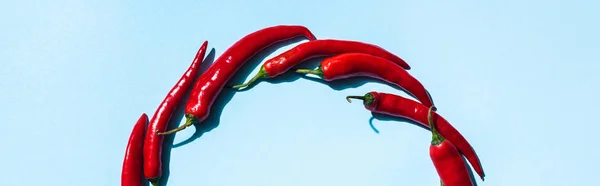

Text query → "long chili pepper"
[122,113,149,186]
[143,41,209,186]
[231,39,410,89]
[157,25,316,135]
[345,91,485,180]
[427,106,475,186]
[297,53,434,109]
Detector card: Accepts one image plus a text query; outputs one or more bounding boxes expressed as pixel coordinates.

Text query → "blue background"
[1,0,598,185]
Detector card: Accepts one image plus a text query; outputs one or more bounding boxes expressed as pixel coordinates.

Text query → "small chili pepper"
[121,113,149,186]
[143,41,209,186]
[157,25,316,135]
[231,39,411,89]
[297,53,434,109]
[427,106,475,186]
[345,92,485,180]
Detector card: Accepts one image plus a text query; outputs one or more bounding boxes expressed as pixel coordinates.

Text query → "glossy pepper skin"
[121,113,149,186]
[143,41,209,185]
[231,39,410,89]
[297,53,434,109]
[427,106,475,186]
[345,92,485,180]
[157,25,316,135]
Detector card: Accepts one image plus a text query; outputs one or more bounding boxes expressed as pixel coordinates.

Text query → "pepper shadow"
[172,36,310,147]
[464,156,480,186]
[156,48,216,186]
[368,112,430,134]
[298,74,419,97]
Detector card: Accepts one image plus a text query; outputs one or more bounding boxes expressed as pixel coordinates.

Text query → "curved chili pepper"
[143,41,209,186]
[231,39,410,89]
[157,25,316,135]
[427,106,475,186]
[297,53,434,109]
[122,113,149,186]
[345,92,485,180]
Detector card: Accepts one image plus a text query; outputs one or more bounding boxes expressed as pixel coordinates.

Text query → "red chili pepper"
[121,113,149,186]
[143,41,209,186]
[426,106,475,186]
[157,25,316,135]
[345,92,485,180]
[231,39,410,89]
[297,53,434,109]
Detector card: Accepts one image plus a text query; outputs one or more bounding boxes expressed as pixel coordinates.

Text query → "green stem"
[428,106,444,145]
[157,113,199,135]
[151,180,159,186]
[345,96,365,103]
[295,66,324,78]
[346,93,377,107]
[231,67,268,89]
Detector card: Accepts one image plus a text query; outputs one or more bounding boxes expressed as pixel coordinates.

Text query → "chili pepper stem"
[150,180,159,186]
[428,106,444,145]
[295,66,324,78]
[346,96,365,103]
[346,93,376,107]
[231,67,269,89]
[157,113,199,135]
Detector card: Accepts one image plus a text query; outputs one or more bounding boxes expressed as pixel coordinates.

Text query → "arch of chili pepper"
[120,25,485,186]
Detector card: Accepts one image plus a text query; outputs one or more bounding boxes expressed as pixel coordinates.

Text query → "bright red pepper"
[143,41,209,186]
[157,25,316,135]
[121,113,149,186]
[427,106,475,186]
[345,92,485,180]
[231,39,411,89]
[297,53,434,109]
